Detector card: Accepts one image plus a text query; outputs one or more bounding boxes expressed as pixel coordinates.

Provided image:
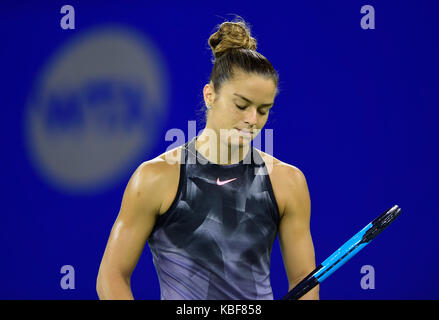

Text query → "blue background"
[1,0,438,299]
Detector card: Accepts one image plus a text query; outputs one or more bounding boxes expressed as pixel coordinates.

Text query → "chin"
[228,135,252,148]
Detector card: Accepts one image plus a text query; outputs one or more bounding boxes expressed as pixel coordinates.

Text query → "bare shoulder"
[257,149,306,182]
[135,147,176,178]
[131,145,183,215]
[138,145,182,176]
[256,149,309,219]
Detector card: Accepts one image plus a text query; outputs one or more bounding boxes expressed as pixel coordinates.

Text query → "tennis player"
[96,17,319,300]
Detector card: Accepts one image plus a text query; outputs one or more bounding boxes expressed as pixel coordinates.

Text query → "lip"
[234,128,253,136]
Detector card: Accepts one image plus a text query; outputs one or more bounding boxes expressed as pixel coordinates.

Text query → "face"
[204,69,277,147]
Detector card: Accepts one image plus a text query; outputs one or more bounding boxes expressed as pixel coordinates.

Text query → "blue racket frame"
[281,205,402,300]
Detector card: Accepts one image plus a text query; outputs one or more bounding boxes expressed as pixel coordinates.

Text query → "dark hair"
[197,16,280,124]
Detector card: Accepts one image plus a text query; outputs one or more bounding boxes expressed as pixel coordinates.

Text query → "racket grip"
[280,265,321,300]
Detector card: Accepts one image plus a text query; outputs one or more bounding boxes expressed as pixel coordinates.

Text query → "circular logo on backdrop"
[24,25,169,194]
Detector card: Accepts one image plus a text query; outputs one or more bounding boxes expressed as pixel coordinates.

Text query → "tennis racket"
[281,204,402,300]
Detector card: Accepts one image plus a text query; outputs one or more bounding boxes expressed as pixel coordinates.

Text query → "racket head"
[362,205,402,243]
[281,205,402,300]
[373,205,402,227]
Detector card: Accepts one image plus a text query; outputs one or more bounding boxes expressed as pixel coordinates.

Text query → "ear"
[203,83,215,106]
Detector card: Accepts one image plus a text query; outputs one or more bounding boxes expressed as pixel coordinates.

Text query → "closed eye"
[235,104,247,110]
[235,104,268,115]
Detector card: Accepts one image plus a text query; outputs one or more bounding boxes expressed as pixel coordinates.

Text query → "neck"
[195,128,251,165]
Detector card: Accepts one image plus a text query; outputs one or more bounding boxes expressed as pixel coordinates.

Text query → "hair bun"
[208,18,257,59]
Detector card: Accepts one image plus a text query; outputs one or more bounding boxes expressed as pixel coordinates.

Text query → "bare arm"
[96,159,173,299]
[277,165,319,300]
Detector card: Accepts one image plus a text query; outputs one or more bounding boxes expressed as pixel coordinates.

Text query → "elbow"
[96,267,132,300]
[96,271,105,299]
[96,267,113,299]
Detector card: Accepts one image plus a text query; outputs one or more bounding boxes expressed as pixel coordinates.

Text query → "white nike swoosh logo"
[216,177,237,186]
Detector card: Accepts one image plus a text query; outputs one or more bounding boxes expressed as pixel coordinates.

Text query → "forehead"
[223,70,276,101]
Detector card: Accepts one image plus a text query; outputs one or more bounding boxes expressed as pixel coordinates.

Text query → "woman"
[96,18,319,300]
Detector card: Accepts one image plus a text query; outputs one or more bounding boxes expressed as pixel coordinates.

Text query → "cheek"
[258,116,269,127]
[222,107,241,123]
[213,105,238,126]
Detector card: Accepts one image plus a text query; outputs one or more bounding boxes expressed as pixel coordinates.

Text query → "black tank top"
[147,136,280,299]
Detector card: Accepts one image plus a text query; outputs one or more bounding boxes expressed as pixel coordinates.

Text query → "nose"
[244,107,258,127]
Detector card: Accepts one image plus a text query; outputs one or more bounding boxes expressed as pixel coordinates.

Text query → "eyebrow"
[233,93,274,107]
